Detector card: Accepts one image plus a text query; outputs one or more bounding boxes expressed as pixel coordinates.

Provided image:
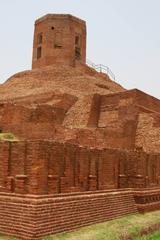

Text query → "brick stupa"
[0,14,160,239]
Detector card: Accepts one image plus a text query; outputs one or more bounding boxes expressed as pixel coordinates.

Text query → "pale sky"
[0,0,160,99]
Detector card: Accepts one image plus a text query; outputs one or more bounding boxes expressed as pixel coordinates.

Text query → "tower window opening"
[37,47,42,59]
[75,34,81,60]
[38,33,43,44]
[54,32,63,48]
[75,47,81,60]
[75,36,79,45]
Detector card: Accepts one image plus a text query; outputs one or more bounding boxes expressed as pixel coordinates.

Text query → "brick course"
[0,190,137,239]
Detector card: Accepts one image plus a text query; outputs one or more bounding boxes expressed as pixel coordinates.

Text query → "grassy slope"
[44,211,160,240]
[135,231,160,239]
[0,236,16,240]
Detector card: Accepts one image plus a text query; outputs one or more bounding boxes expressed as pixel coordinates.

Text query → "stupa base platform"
[0,189,137,239]
[1,189,160,239]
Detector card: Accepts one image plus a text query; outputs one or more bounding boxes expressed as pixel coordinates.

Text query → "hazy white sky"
[0,0,159,99]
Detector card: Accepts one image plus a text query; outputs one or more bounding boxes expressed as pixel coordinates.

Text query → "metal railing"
[86,59,116,81]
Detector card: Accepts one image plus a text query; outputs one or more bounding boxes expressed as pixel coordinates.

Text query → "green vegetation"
[0,133,18,141]
[44,211,160,240]
[135,231,160,239]
[0,235,16,240]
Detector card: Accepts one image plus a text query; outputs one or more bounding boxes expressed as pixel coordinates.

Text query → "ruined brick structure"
[32,14,86,68]
[0,14,160,239]
[0,141,160,195]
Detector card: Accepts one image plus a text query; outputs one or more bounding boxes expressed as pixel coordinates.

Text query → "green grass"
[135,231,160,239]
[0,133,18,141]
[0,235,16,240]
[44,211,160,240]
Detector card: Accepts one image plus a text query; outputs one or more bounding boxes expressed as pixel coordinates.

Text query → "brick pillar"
[77,146,90,191]
[10,141,27,194]
[88,148,99,191]
[0,142,10,192]
[157,155,160,185]
[98,149,118,190]
[27,141,48,195]
[118,151,128,188]
[48,142,64,194]
[15,175,27,194]
[60,143,77,193]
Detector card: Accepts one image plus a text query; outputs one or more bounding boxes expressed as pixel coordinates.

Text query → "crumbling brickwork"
[135,112,160,153]
[0,13,160,239]
[0,89,160,154]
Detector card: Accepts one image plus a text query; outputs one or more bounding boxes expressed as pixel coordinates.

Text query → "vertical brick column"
[88,148,99,191]
[157,155,160,185]
[76,146,90,191]
[119,151,128,188]
[125,151,134,188]
[98,148,105,190]
[48,142,64,194]
[27,141,49,194]
[60,143,70,193]
[60,143,77,193]
[98,149,118,190]
[136,151,147,188]
[126,151,146,188]
[10,141,27,194]
[0,142,10,192]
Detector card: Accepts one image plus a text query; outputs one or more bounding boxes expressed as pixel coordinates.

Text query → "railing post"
[86,59,116,81]
[100,64,102,73]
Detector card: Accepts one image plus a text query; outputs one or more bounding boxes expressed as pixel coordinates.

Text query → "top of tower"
[35,14,86,25]
[32,13,87,69]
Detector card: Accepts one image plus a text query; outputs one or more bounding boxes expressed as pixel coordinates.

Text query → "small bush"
[0,133,18,141]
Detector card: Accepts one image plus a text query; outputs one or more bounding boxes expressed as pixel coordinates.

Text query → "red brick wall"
[0,140,160,195]
[0,89,160,153]
[119,151,160,189]
[1,188,160,239]
[134,189,160,213]
[0,141,121,194]
[0,93,77,140]
[0,190,137,239]
[0,139,160,239]
[32,14,86,69]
